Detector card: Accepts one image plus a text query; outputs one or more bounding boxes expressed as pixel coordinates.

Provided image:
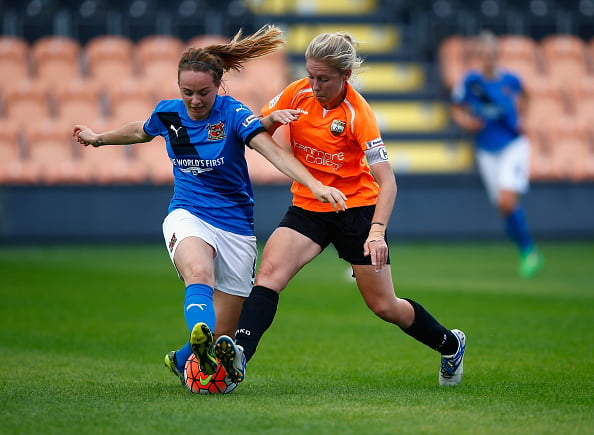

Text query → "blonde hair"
[179,24,284,85]
[304,32,363,74]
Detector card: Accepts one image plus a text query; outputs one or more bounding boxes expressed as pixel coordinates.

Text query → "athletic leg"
[234,227,322,361]
[351,265,459,354]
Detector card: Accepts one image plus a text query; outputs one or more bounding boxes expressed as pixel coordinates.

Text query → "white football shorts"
[476,135,530,205]
[162,208,257,297]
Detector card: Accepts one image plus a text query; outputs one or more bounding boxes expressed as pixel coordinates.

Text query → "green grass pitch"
[1,242,592,434]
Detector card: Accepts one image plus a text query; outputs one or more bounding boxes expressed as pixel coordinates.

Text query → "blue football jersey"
[143,95,266,236]
[452,69,523,152]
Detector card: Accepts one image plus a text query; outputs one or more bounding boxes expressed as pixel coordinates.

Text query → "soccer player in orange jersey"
[215,32,466,387]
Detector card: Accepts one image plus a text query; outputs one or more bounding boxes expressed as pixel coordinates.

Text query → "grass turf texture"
[1,242,592,434]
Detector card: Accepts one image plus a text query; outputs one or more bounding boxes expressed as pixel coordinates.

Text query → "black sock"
[235,285,279,362]
[400,298,458,355]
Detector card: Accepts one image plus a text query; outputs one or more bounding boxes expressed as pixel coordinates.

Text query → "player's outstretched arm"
[72,121,153,147]
[259,109,303,134]
[249,131,347,212]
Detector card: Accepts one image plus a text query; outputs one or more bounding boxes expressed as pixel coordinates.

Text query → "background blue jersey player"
[451,30,544,279]
[73,25,347,389]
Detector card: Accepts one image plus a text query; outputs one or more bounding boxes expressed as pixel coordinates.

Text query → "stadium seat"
[567,74,594,124]
[31,36,83,87]
[0,37,31,93]
[240,52,290,111]
[106,80,156,124]
[3,80,51,128]
[186,34,229,49]
[244,0,378,15]
[0,120,37,184]
[130,136,174,184]
[23,119,89,184]
[53,79,104,125]
[137,35,185,86]
[384,140,474,173]
[498,34,540,62]
[77,118,147,184]
[524,92,568,131]
[540,34,588,88]
[438,36,471,90]
[286,24,399,55]
[370,101,449,133]
[355,62,424,94]
[84,35,136,91]
[539,116,592,181]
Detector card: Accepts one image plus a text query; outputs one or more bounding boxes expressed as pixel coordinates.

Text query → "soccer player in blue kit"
[72,25,347,388]
[451,30,544,278]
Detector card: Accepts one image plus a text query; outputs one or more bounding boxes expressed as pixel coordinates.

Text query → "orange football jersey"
[262,78,384,212]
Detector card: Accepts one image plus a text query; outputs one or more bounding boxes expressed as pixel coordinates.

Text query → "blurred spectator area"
[0,0,593,184]
[439,33,594,181]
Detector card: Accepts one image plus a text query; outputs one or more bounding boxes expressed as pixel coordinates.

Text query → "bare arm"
[451,103,484,133]
[249,130,347,212]
[364,161,397,271]
[72,121,153,147]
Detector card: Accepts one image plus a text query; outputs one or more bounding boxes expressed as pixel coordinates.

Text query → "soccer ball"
[184,354,237,395]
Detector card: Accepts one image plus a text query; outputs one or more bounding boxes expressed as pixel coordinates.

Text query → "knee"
[367,299,398,322]
[254,260,287,290]
[182,263,213,287]
[367,297,412,327]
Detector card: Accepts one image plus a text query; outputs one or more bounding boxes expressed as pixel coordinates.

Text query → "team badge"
[207,121,226,141]
[330,119,346,136]
[169,232,177,252]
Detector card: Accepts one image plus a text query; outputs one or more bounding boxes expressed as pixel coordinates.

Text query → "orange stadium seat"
[137,35,185,85]
[84,35,136,91]
[107,80,155,123]
[23,119,89,184]
[3,80,51,127]
[524,92,568,131]
[527,126,554,181]
[0,120,37,184]
[438,35,470,90]
[566,76,594,125]
[76,118,147,184]
[31,36,82,87]
[130,136,174,184]
[0,36,31,93]
[540,35,588,88]
[53,79,104,125]
[187,34,229,48]
[540,116,591,181]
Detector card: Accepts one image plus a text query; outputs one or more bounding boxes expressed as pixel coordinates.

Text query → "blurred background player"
[72,25,346,388]
[450,30,544,279]
[215,32,466,388]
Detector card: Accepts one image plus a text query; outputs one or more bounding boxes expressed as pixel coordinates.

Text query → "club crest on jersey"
[207,121,226,141]
[330,119,346,136]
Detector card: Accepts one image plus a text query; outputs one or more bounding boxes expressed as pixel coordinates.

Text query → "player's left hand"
[364,228,388,271]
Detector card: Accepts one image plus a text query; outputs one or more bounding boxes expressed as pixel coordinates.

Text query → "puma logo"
[170,125,183,137]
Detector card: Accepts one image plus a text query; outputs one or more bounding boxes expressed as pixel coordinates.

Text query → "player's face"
[178,70,220,121]
[477,43,498,74]
[306,58,351,110]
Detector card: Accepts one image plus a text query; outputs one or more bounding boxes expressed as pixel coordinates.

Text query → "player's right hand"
[72,125,99,147]
[312,185,347,212]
